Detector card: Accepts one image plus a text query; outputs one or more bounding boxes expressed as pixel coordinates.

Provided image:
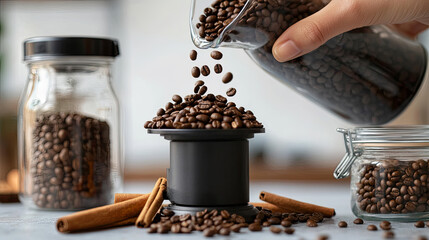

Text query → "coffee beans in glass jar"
[31,113,111,209]
[354,159,429,216]
[192,0,427,125]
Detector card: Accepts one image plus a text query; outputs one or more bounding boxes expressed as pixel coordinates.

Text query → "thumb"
[272,0,379,62]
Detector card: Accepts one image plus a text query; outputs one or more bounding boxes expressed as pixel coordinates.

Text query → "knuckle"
[302,20,326,45]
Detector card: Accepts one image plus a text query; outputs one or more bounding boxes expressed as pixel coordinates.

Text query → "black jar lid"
[23,36,120,61]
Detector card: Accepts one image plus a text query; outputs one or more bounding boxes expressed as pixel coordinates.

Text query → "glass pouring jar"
[335,126,429,221]
[18,37,123,210]
[190,0,428,125]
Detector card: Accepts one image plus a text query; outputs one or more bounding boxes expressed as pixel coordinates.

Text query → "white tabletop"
[1,181,428,240]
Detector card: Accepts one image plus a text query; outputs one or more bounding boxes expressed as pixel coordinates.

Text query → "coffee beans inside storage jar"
[31,113,111,209]
[19,37,122,210]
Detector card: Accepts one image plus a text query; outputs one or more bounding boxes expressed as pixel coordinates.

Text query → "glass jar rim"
[334,126,429,179]
[338,125,429,144]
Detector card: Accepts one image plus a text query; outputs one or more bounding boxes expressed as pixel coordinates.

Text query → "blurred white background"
[1,0,428,173]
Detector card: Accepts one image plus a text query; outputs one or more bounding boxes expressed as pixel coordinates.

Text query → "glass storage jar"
[190,0,428,125]
[18,37,122,210]
[335,126,429,221]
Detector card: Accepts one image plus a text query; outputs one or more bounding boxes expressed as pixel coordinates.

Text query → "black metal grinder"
[148,128,264,222]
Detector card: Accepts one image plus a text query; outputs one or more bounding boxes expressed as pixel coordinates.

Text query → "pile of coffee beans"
[148,207,326,237]
[145,49,263,129]
[196,0,426,125]
[31,113,111,209]
[356,159,429,214]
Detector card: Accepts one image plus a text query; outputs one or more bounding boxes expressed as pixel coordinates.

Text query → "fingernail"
[273,40,301,62]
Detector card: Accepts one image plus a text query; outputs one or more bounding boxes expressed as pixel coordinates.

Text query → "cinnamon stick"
[259,191,335,217]
[250,202,290,213]
[136,177,167,228]
[57,193,149,233]
[114,193,146,203]
[99,217,138,229]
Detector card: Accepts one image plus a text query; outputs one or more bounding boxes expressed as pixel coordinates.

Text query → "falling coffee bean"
[198,86,208,95]
[190,50,197,61]
[222,72,233,83]
[226,88,236,97]
[201,65,210,76]
[210,50,223,60]
[194,85,201,94]
[191,66,201,78]
[214,64,223,74]
[195,80,204,87]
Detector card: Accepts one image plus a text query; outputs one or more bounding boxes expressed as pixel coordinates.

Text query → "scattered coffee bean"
[190,50,197,61]
[222,72,233,83]
[210,50,223,60]
[284,228,295,235]
[248,223,262,231]
[214,64,223,74]
[281,220,292,227]
[353,218,364,224]
[191,66,201,78]
[417,236,428,240]
[306,219,318,227]
[32,113,110,209]
[219,228,230,236]
[230,224,241,233]
[415,221,425,228]
[226,88,236,97]
[383,231,395,239]
[318,235,329,240]
[380,221,391,230]
[269,226,281,234]
[162,208,175,217]
[203,228,216,237]
[367,225,378,231]
[201,65,210,76]
[338,221,347,228]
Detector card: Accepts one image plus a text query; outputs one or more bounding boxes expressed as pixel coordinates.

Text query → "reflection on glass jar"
[18,37,122,210]
[335,126,429,221]
[190,0,428,125]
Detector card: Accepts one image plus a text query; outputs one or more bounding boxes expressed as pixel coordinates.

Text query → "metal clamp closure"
[334,128,360,179]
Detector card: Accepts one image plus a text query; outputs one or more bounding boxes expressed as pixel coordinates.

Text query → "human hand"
[272,0,429,62]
